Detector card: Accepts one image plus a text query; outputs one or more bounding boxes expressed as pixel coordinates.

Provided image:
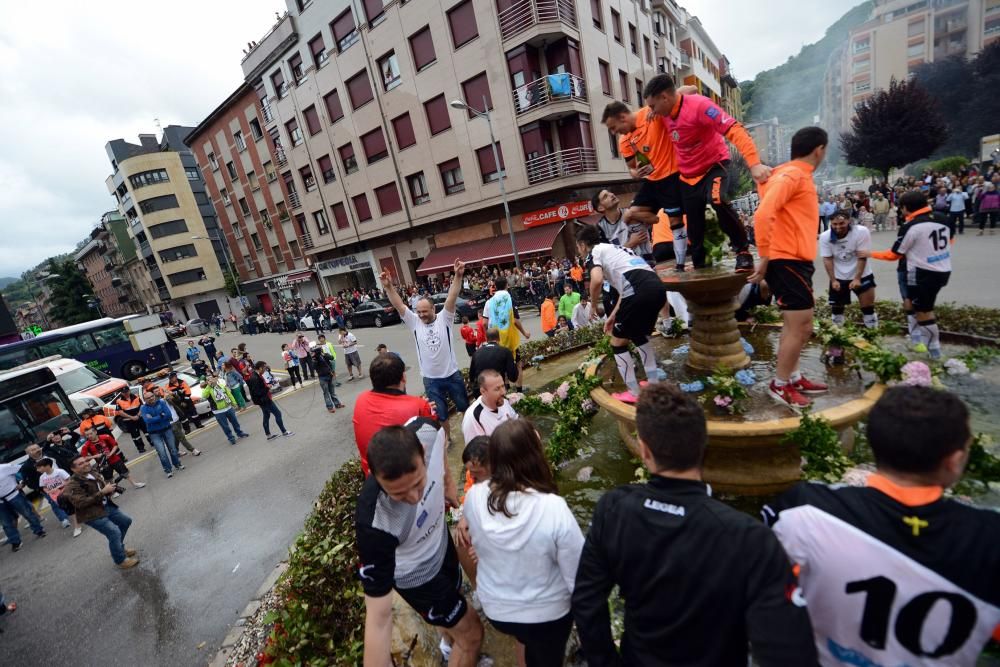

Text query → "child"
[462,435,491,498]
[281,343,302,388]
[460,316,477,357]
[555,315,571,333]
[35,458,82,537]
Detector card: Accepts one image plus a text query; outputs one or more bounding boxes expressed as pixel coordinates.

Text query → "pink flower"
[580,398,597,414]
[507,392,523,405]
[555,381,570,400]
[714,395,733,407]
[900,361,933,387]
[539,392,555,405]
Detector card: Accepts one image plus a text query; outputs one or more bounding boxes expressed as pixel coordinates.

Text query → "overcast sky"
[0,0,862,277]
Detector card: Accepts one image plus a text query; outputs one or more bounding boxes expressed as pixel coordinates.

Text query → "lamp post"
[192,233,242,314]
[450,97,520,270]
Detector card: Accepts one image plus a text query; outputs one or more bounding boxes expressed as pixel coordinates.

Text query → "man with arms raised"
[356,421,482,666]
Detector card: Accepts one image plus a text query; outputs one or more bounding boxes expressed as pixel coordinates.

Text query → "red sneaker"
[769,381,811,409]
[792,375,828,394]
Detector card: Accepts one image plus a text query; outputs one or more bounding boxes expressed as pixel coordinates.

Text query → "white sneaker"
[133,482,146,489]
[61,519,71,528]
[73,527,82,538]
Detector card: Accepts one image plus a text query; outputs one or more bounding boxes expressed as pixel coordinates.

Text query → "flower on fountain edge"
[581,398,597,414]
[555,381,570,400]
[507,392,524,405]
[713,395,733,407]
[943,358,970,376]
[680,380,705,393]
[734,369,757,386]
[900,361,933,387]
[539,392,555,405]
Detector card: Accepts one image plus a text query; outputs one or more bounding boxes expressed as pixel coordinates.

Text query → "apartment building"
[74,211,145,317]
[104,127,233,321]
[823,0,999,136]
[745,118,789,168]
[191,0,668,292]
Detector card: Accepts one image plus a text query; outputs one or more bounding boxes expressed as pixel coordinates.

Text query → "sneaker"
[73,527,82,538]
[125,548,137,557]
[768,381,811,409]
[674,262,686,272]
[36,531,47,539]
[611,390,639,404]
[334,402,345,409]
[229,439,237,445]
[166,472,173,478]
[11,543,22,552]
[238,433,250,439]
[282,431,295,437]
[111,492,121,499]
[327,407,337,413]
[178,450,188,457]
[912,342,929,353]
[929,347,942,360]
[266,434,279,441]
[133,482,146,489]
[61,519,71,529]
[117,557,140,570]
[735,251,754,273]
[192,449,202,456]
[176,464,186,470]
[792,375,828,394]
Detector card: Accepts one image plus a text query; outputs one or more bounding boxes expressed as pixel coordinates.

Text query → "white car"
[130,371,213,416]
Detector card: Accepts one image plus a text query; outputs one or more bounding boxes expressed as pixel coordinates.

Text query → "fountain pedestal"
[655,261,749,371]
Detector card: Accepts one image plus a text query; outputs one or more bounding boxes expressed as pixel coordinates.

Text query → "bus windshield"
[0,380,76,463]
[56,366,112,395]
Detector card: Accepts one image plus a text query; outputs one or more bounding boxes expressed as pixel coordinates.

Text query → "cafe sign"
[522,200,593,227]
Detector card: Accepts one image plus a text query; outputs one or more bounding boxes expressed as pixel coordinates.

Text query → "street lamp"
[192,233,243,313]
[450,97,520,270]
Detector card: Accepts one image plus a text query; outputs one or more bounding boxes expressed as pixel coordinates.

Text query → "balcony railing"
[287,190,301,209]
[261,102,274,124]
[498,0,577,42]
[300,231,314,250]
[513,73,587,114]
[275,149,287,167]
[524,147,598,185]
[157,288,171,302]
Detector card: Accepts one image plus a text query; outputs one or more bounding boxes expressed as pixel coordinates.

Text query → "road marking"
[232,562,241,573]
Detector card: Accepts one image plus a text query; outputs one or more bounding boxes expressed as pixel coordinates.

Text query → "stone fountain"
[589,259,883,495]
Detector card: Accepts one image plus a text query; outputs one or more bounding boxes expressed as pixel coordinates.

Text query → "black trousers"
[287,365,302,386]
[681,162,749,267]
[489,613,573,667]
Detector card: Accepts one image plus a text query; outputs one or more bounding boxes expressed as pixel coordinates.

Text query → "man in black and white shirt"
[461,370,519,442]
[356,419,482,666]
[819,211,878,329]
[383,261,470,422]
[592,188,654,263]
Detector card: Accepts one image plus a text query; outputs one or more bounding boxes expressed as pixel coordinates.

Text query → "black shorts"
[396,535,468,629]
[612,272,666,342]
[681,162,731,208]
[489,613,574,667]
[631,173,682,216]
[652,242,675,263]
[766,259,815,311]
[105,459,131,480]
[829,273,876,306]
[907,270,950,313]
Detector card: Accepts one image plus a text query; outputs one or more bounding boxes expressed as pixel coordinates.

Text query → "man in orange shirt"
[540,293,557,337]
[602,101,689,270]
[747,127,830,409]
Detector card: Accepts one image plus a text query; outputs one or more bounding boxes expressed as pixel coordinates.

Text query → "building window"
[248,170,260,190]
[138,194,179,215]
[300,166,317,192]
[286,118,304,146]
[226,161,238,180]
[619,70,629,102]
[439,158,464,195]
[263,161,277,182]
[363,0,385,26]
[374,182,403,215]
[273,246,285,263]
[392,112,417,149]
[288,239,301,258]
[207,152,218,170]
[309,34,328,68]
[408,172,430,205]
[854,36,872,53]
[854,80,871,93]
[185,167,201,180]
[323,90,344,123]
[340,143,359,173]
[447,0,478,48]
[628,23,638,54]
[313,209,330,234]
[644,36,652,64]
[460,72,492,116]
[610,8,621,42]
[378,51,402,91]
[361,128,389,164]
[249,118,263,142]
[288,53,305,84]
[907,41,924,58]
[346,70,375,109]
[276,201,289,221]
[424,94,452,135]
[158,243,197,263]
[608,130,619,158]
[331,202,350,229]
[148,219,188,239]
[476,143,505,183]
[239,197,251,216]
[271,70,288,98]
[129,169,169,189]
[250,232,263,250]
[220,188,231,206]
[234,131,247,151]
[232,221,243,239]
[168,268,208,286]
[409,26,436,71]
[260,209,271,226]
[244,255,253,270]
[303,105,322,135]
[331,9,360,52]
[591,0,602,29]
[318,154,336,184]
[853,57,871,73]
[598,60,611,96]
[635,78,643,107]
[352,193,373,222]
[908,20,925,37]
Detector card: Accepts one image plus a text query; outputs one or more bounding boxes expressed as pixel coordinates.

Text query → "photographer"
[311,343,343,413]
[63,457,139,570]
[80,427,146,492]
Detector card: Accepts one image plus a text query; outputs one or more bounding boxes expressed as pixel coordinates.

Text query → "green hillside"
[741,1,873,129]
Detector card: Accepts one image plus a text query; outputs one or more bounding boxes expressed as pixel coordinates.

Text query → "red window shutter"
[352,193,372,222]
[361,128,388,162]
[332,202,350,229]
[324,90,344,122]
[447,0,478,48]
[289,53,303,77]
[476,143,504,180]
[599,61,610,94]
[346,70,374,109]
[270,70,285,93]
[460,72,492,116]
[392,113,416,149]
[339,143,355,161]
[309,35,326,60]
[331,10,356,42]
[363,0,384,24]
[424,95,451,135]
[590,0,602,28]
[303,106,321,135]
[619,71,628,101]
[409,26,436,71]
[374,183,402,215]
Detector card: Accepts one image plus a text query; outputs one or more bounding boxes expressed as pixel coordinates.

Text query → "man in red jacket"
[80,427,146,490]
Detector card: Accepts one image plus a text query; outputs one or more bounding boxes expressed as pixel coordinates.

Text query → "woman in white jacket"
[462,419,584,666]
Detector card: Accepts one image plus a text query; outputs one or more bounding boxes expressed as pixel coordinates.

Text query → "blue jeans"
[149,428,182,473]
[318,375,340,409]
[44,492,69,523]
[423,371,470,420]
[87,505,132,564]
[260,401,287,436]
[214,408,247,443]
[0,492,45,545]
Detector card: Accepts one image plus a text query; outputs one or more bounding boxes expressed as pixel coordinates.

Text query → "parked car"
[130,369,212,416]
[185,318,211,336]
[164,322,186,339]
[299,300,401,330]
[430,293,481,323]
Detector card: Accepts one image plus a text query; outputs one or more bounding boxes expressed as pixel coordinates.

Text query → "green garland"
[510,368,602,464]
[781,408,852,483]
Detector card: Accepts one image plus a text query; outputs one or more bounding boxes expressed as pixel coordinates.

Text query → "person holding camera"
[80,427,146,492]
[311,343,344,413]
[62,457,139,569]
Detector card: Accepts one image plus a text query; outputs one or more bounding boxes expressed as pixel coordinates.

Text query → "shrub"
[782,408,852,484]
[926,155,970,174]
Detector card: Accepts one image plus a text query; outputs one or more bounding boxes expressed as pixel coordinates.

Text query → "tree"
[223,267,240,298]
[840,77,947,182]
[45,258,96,325]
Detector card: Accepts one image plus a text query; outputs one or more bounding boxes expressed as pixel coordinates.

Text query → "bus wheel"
[123,361,147,380]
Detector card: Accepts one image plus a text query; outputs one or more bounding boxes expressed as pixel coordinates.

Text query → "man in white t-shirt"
[383,260,470,421]
[462,370,518,443]
[820,211,878,329]
[571,294,593,330]
[338,327,363,381]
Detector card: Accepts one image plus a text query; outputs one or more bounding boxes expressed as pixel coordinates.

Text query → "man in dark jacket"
[572,383,816,666]
[246,362,294,440]
[468,328,519,388]
[311,346,344,413]
[62,457,138,569]
[43,430,81,472]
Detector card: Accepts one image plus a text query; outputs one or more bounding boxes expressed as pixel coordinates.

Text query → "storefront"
[317,250,378,295]
[241,269,320,313]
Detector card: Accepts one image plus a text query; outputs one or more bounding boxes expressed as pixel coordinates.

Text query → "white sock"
[667,291,689,325]
[789,370,802,383]
[614,349,640,394]
[672,227,688,266]
[832,313,846,326]
[906,313,919,341]
[862,311,878,329]
[637,341,659,383]
[919,320,940,350]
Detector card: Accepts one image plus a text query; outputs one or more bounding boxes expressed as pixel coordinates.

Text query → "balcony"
[498,0,578,46]
[261,101,275,125]
[524,147,598,185]
[300,230,314,250]
[157,288,171,302]
[111,276,123,287]
[513,73,588,121]
[287,190,302,209]
[275,149,287,167]
[104,258,117,271]
[118,294,130,304]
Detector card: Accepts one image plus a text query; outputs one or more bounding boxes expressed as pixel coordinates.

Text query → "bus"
[0,365,80,463]
[0,317,179,380]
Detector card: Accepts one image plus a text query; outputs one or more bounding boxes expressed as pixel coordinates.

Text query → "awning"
[285,270,315,284]
[416,223,565,276]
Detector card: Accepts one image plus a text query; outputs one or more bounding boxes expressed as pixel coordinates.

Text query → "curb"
[209,560,289,667]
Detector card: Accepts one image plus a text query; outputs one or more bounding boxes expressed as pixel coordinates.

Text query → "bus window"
[38,334,97,358]
[0,346,33,370]
[92,325,130,349]
[0,386,75,462]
